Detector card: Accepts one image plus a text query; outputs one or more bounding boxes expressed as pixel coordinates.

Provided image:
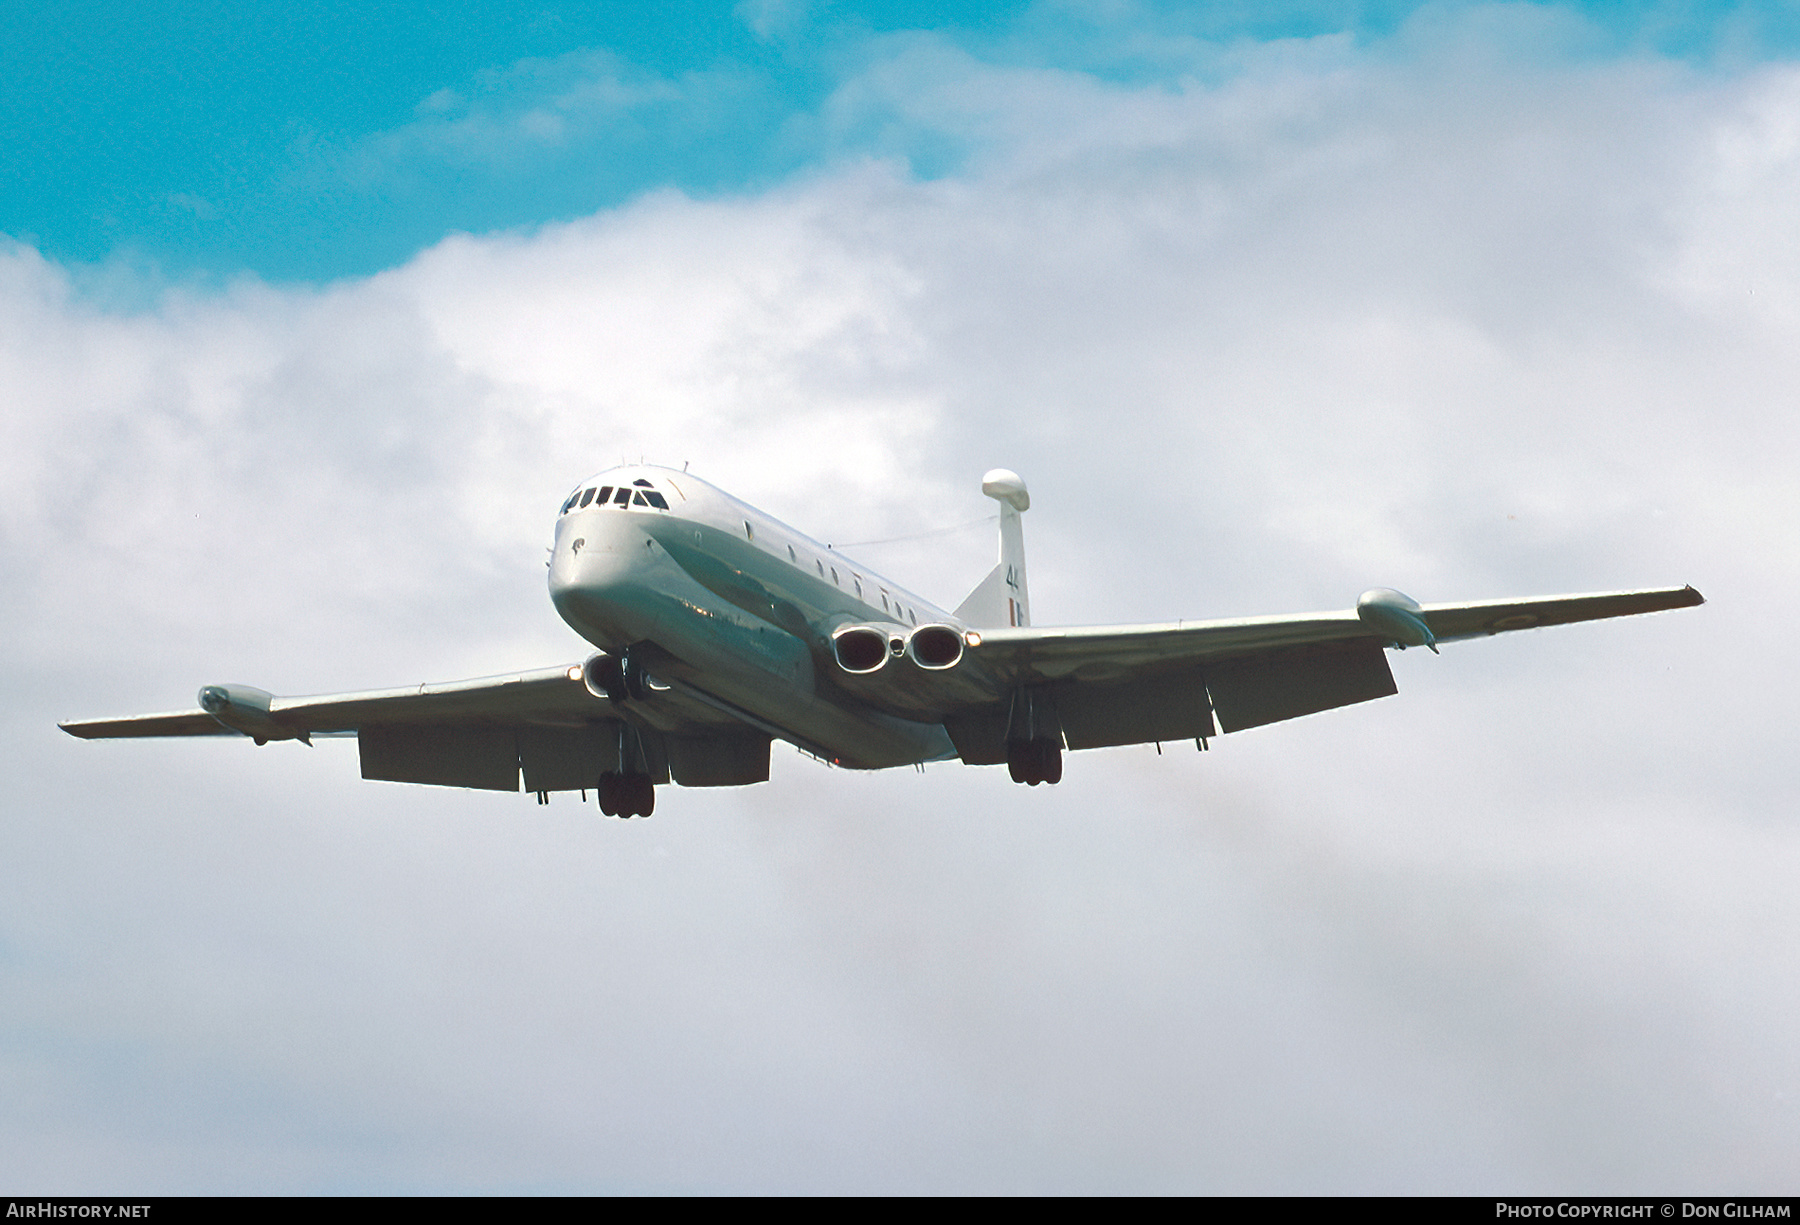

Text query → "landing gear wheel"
[1006,738,1063,786]
[601,773,655,817]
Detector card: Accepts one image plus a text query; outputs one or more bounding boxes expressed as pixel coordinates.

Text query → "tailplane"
[953,469,1031,627]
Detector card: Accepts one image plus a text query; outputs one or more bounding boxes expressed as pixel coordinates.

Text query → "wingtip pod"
[1357,588,1438,652]
[197,683,308,744]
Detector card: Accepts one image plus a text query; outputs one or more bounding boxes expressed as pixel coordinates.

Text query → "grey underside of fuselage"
[549,495,958,770]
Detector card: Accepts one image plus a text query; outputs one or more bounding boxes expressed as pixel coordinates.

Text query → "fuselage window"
[831,567,839,586]
[578,487,596,508]
[816,559,825,577]
[854,579,863,599]
[613,488,631,506]
[644,491,669,510]
[787,544,796,563]
[909,608,917,625]
[745,521,755,541]
[881,592,889,612]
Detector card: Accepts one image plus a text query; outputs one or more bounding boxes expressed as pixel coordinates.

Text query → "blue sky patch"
[5,0,1795,283]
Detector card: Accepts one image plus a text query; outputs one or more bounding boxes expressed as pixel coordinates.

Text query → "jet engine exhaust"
[907,625,964,669]
[832,627,890,673]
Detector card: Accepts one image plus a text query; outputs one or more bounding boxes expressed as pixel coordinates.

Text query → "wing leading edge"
[962,585,1703,678]
[59,664,605,740]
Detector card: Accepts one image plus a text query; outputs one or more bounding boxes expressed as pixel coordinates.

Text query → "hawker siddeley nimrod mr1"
[61,467,1704,817]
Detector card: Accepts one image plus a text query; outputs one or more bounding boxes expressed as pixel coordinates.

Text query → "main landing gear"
[1006,737,1063,786]
[598,771,655,818]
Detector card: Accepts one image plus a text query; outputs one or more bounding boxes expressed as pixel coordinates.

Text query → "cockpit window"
[595,485,613,505]
[633,479,653,488]
[578,487,597,508]
[561,492,580,514]
[632,491,649,506]
[644,491,669,509]
[613,488,631,506]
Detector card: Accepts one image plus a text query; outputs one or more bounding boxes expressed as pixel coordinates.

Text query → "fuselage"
[547,465,960,768]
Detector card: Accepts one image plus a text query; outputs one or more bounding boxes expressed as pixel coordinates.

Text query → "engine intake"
[583,651,659,701]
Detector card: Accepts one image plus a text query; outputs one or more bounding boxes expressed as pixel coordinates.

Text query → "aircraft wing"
[938,585,1703,760]
[1416,587,1706,642]
[965,585,1705,677]
[60,662,759,792]
[59,664,608,740]
[58,710,239,739]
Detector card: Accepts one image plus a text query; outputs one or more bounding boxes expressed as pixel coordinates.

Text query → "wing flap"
[1057,665,1218,750]
[1207,642,1397,733]
[360,724,523,791]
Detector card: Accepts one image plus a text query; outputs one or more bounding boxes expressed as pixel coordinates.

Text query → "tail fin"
[953,469,1031,627]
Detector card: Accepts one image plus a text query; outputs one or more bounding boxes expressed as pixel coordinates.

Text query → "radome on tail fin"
[953,469,1031,628]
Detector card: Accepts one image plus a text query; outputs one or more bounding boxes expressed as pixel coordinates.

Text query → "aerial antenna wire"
[832,514,998,550]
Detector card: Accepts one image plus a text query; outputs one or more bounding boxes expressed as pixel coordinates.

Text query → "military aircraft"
[60,466,1703,817]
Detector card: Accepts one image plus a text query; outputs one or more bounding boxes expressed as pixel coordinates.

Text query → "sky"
[3,0,1798,1195]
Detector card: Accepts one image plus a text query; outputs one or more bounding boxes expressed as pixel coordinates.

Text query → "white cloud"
[3,10,1797,1191]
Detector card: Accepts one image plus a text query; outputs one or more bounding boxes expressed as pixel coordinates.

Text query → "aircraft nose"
[550,522,641,594]
[549,514,663,645]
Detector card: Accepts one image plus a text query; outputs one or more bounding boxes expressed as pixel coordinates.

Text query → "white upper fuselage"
[547,465,959,768]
